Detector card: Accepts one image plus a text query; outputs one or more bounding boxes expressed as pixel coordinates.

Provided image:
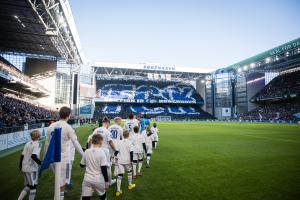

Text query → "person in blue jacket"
[140,114,150,132]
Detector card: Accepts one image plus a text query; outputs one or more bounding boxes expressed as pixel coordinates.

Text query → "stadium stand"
[251,70,300,102]
[240,101,300,121]
[96,79,204,103]
[0,56,49,97]
[94,103,213,121]
[241,70,300,122]
[94,78,209,120]
[0,92,58,130]
[94,78,213,120]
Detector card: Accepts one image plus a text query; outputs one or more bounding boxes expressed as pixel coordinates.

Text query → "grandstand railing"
[0,126,24,135]
[0,124,45,135]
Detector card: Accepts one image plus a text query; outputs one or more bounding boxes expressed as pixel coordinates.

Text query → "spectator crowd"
[252,70,300,101]
[0,92,58,128]
[241,101,300,121]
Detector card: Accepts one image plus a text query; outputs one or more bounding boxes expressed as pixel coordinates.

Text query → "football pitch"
[0,122,300,200]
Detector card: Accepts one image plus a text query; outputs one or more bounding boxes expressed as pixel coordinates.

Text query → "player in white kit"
[142,126,154,168]
[108,117,123,141]
[80,134,109,200]
[108,117,123,177]
[18,130,42,200]
[45,107,84,200]
[124,114,139,136]
[87,117,117,184]
[115,130,136,197]
[131,126,147,178]
[151,123,159,149]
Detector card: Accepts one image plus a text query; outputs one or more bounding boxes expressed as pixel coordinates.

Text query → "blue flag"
[40,127,62,172]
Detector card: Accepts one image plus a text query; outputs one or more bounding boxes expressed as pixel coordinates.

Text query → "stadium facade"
[0,0,299,123]
[205,38,300,120]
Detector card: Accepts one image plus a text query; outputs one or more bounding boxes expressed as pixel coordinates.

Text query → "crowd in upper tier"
[240,101,300,121]
[252,70,300,101]
[96,79,204,103]
[0,92,58,127]
[93,103,214,121]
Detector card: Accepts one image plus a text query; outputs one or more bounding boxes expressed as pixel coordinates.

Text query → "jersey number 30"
[110,130,118,139]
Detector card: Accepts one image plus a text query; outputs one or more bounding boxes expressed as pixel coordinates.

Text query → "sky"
[70,0,300,71]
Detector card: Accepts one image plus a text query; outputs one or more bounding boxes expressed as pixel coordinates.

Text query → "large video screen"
[25,58,56,77]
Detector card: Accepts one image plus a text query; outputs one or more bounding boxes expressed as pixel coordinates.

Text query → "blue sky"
[70,0,300,71]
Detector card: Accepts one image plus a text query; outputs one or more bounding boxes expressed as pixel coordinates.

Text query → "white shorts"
[51,162,71,187]
[133,153,144,161]
[117,164,132,174]
[103,148,111,166]
[81,180,105,197]
[146,144,153,154]
[154,134,159,142]
[22,172,38,186]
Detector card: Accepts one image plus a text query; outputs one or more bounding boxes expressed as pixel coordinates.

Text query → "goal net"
[155,116,172,121]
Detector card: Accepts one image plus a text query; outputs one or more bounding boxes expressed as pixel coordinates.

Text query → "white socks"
[113,166,118,177]
[147,156,151,165]
[117,175,122,192]
[110,178,116,185]
[128,171,132,185]
[132,163,137,176]
[60,192,64,200]
[18,186,30,200]
[29,189,36,200]
[138,162,143,173]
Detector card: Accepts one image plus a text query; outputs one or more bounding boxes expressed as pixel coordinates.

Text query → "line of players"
[17,107,159,200]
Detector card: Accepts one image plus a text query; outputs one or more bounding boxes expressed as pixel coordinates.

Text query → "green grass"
[0,122,300,200]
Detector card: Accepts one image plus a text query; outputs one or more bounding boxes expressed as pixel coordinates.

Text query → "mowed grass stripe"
[0,122,299,200]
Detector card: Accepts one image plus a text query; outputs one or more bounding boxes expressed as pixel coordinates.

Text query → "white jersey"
[108,124,123,141]
[46,120,84,163]
[21,140,41,172]
[88,127,112,149]
[116,139,134,165]
[80,147,109,183]
[69,140,75,162]
[151,127,159,141]
[130,133,145,154]
[142,130,154,154]
[124,119,139,134]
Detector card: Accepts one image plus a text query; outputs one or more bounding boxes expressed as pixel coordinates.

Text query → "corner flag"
[40,127,62,200]
[41,127,62,171]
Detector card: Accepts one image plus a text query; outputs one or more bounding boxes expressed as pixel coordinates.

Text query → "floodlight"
[250,63,255,68]
[265,57,271,63]
[237,68,242,73]
[45,28,58,36]
[285,52,290,57]
[243,65,248,70]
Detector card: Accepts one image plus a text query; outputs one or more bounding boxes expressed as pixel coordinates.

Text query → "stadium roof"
[223,37,300,73]
[0,0,85,64]
[93,62,209,80]
[93,62,211,73]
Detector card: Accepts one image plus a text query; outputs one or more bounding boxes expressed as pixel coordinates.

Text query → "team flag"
[40,127,62,172]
